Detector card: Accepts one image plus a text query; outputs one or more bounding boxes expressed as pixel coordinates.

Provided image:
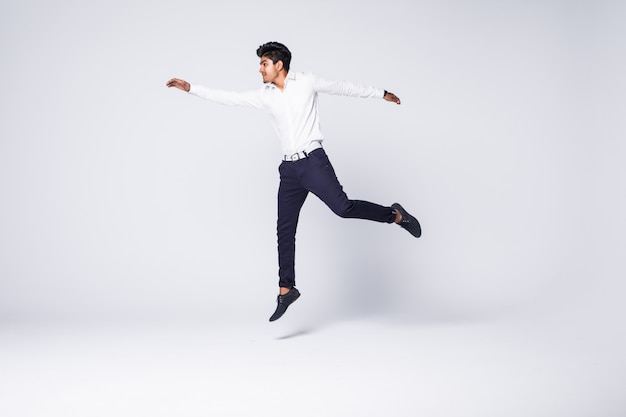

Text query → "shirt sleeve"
[188,84,265,109]
[311,73,385,99]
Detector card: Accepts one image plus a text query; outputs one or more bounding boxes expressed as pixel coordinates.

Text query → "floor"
[1,308,624,417]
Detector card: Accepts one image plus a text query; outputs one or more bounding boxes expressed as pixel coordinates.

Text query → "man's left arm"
[382,90,401,105]
[313,73,401,105]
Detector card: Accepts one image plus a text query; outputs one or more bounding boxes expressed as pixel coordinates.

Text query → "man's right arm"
[166,78,264,109]
[166,78,190,92]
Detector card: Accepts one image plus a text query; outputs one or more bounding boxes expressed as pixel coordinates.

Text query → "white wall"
[1,0,624,324]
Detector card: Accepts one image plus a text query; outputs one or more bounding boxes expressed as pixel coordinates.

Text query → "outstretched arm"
[166,77,264,108]
[383,90,401,105]
[166,78,190,92]
[312,73,401,105]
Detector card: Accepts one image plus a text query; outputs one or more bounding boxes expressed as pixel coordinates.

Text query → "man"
[167,41,421,322]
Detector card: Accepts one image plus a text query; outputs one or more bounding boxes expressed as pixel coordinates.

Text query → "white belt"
[283,142,323,162]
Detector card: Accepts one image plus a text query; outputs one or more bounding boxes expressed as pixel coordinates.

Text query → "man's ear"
[276,60,284,72]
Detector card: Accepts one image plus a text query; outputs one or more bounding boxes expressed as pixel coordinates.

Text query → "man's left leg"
[303,149,421,236]
[302,149,394,222]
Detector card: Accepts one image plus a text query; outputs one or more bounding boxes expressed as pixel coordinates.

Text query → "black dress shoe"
[391,203,421,238]
[269,287,301,322]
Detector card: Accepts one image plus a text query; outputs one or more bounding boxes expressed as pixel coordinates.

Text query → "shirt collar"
[264,71,297,89]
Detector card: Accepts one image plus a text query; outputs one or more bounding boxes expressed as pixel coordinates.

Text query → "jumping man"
[166,41,421,322]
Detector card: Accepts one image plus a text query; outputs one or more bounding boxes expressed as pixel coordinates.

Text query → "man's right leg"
[277,162,309,289]
[270,162,308,322]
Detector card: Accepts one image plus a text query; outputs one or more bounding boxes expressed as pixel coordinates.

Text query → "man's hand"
[383,91,401,105]
[166,78,190,92]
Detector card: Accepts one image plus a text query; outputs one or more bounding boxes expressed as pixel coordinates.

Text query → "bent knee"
[332,201,355,218]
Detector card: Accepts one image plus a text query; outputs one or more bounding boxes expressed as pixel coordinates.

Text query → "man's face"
[259,56,281,84]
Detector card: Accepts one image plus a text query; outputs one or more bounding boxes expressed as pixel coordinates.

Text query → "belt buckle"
[290,153,300,162]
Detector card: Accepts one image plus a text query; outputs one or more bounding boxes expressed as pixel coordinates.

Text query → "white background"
[1,1,625,416]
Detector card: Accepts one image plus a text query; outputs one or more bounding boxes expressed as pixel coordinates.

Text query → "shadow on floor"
[275,326,318,340]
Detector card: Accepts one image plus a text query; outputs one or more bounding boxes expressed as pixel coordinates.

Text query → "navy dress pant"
[277,148,395,288]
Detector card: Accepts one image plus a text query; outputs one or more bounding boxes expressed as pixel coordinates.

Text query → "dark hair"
[256,41,291,72]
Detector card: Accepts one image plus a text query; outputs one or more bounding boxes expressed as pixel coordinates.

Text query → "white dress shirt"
[188,71,385,156]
